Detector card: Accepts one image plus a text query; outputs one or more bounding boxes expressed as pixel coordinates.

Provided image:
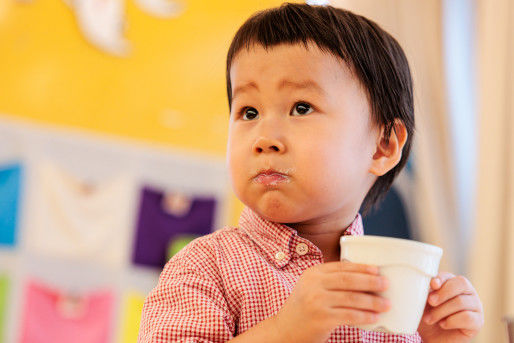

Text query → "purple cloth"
[132,186,217,268]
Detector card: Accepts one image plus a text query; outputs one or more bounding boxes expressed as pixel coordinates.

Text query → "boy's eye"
[238,102,313,120]
[241,107,259,121]
[291,102,313,116]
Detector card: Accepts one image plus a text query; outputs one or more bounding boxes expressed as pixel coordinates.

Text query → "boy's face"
[227,41,380,224]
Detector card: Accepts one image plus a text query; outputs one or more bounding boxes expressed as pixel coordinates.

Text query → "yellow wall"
[0,0,294,225]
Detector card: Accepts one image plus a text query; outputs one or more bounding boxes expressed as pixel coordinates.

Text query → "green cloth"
[0,275,8,343]
[167,234,200,260]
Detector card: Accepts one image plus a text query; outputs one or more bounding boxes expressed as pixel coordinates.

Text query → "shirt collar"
[238,206,364,269]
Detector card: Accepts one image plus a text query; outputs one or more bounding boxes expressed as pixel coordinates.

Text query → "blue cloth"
[0,164,22,246]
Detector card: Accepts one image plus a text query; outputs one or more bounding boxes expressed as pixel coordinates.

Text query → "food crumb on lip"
[253,173,290,186]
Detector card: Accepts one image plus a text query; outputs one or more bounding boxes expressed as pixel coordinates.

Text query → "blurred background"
[0,0,512,342]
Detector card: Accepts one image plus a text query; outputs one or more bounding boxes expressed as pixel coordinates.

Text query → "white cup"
[340,235,443,335]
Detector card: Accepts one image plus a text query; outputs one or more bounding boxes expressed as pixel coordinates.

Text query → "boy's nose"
[252,136,286,154]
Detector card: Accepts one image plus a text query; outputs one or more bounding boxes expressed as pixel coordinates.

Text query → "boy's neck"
[285,211,357,263]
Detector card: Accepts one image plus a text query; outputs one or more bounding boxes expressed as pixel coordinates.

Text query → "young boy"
[138,3,483,342]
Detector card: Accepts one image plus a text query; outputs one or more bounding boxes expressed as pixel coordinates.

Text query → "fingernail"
[383,298,391,311]
[381,277,389,290]
[424,315,432,324]
[429,294,438,305]
[369,266,379,274]
[433,278,441,287]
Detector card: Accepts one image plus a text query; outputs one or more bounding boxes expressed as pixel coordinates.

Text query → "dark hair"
[225,2,415,215]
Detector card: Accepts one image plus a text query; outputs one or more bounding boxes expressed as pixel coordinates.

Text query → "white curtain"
[331,1,514,341]
[469,0,514,342]
[334,0,460,273]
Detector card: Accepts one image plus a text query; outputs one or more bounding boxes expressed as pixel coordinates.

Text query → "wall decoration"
[119,292,145,343]
[19,280,114,343]
[132,186,217,268]
[64,0,131,56]
[0,164,22,247]
[25,160,136,268]
[0,116,229,342]
[61,0,187,56]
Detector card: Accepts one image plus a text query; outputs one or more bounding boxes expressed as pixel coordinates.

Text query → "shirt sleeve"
[138,245,235,343]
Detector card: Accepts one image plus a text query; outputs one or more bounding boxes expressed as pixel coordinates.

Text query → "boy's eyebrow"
[232,79,327,100]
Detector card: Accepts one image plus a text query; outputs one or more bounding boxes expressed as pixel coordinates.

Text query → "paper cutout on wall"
[0,275,8,343]
[64,0,130,56]
[119,292,145,343]
[134,0,185,18]
[26,161,136,267]
[61,0,187,56]
[132,186,216,268]
[19,280,114,343]
[0,163,22,247]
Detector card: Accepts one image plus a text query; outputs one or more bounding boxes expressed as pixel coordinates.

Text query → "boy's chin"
[251,199,305,224]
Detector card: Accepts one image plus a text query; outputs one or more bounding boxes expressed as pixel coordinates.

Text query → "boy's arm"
[226,315,284,343]
[138,258,235,343]
[231,261,390,343]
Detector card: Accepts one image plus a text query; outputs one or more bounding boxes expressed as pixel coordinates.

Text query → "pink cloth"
[139,206,422,342]
[20,280,114,343]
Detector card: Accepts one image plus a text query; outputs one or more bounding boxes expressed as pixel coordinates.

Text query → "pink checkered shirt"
[138,206,423,343]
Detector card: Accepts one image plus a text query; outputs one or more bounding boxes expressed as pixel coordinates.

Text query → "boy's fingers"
[329,290,391,312]
[323,272,389,292]
[423,294,480,325]
[438,310,483,332]
[430,278,441,290]
[329,307,379,326]
[430,271,454,291]
[321,260,379,275]
[428,275,475,307]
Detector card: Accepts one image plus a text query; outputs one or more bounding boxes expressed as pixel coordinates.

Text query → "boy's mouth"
[252,168,290,186]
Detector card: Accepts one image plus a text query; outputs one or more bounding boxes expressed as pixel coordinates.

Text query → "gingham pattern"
[138,206,422,343]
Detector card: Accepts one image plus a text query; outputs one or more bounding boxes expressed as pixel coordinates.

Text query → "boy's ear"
[368,119,408,176]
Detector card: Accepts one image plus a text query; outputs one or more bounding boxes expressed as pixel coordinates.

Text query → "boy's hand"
[272,260,390,343]
[417,272,484,343]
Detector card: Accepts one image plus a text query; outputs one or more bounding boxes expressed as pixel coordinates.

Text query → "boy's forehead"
[232,78,328,102]
[230,43,357,97]
[231,41,337,72]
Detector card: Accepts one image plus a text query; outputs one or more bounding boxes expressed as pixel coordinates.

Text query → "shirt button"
[296,243,309,256]
[275,251,286,261]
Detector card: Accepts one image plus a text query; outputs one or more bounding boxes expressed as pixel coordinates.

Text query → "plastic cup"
[340,235,443,334]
